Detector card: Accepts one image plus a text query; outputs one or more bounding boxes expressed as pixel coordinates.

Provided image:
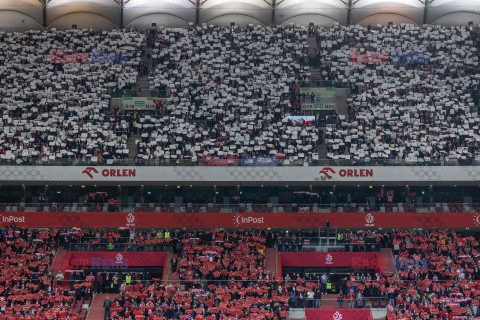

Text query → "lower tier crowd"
[1,226,479,320]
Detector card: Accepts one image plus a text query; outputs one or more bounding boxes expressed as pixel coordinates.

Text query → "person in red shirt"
[337,290,345,309]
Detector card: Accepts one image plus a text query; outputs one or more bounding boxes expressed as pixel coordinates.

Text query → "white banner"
[285,116,315,123]
[1,166,480,184]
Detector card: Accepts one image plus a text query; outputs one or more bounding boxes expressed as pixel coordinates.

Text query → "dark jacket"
[104,299,112,309]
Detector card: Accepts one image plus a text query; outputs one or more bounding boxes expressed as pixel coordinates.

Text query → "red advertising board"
[279,252,384,272]
[305,309,373,320]
[65,251,168,272]
[0,211,479,228]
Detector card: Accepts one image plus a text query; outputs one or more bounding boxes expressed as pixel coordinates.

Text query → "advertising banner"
[66,251,168,271]
[1,211,479,229]
[305,309,373,320]
[122,97,157,110]
[2,166,480,183]
[279,252,384,272]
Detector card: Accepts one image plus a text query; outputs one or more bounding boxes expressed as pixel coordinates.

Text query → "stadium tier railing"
[300,80,351,88]
[109,88,169,98]
[0,201,475,213]
[276,237,386,252]
[0,157,478,166]
[65,241,172,252]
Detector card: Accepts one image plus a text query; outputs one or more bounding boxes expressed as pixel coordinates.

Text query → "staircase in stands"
[265,248,278,276]
[319,294,339,308]
[50,248,68,276]
[380,248,397,278]
[86,294,110,320]
[162,251,179,285]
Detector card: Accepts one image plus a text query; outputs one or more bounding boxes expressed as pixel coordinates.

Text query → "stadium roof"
[0,0,479,30]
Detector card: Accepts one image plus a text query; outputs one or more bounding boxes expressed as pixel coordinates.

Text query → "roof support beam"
[346,0,358,25]
[271,0,276,25]
[38,0,51,28]
[112,0,130,28]
[422,0,435,24]
[196,0,200,25]
[347,0,352,25]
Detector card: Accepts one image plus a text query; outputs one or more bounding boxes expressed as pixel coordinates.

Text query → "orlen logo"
[319,167,336,179]
[318,168,373,180]
[333,311,343,320]
[82,167,98,179]
[82,167,136,179]
[126,213,135,227]
[365,213,375,227]
[1,215,25,224]
[233,214,264,227]
[325,253,333,265]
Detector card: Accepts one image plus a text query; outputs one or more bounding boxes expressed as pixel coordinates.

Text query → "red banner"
[0,211,479,228]
[64,252,168,272]
[305,309,373,320]
[280,252,384,272]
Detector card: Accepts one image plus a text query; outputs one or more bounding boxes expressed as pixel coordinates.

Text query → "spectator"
[315,287,322,308]
[321,273,328,294]
[56,270,64,285]
[337,290,345,309]
[171,256,178,275]
[103,296,112,320]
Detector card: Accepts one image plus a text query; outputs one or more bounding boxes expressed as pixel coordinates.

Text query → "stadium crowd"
[314,24,480,162]
[134,24,318,163]
[344,230,480,319]
[0,227,90,320]
[1,25,480,164]
[3,224,480,319]
[0,29,145,163]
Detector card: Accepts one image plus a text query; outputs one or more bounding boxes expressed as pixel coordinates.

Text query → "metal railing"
[0,202,476,213]
[0,157,477,166]
[300,80,351,88]
[297,297,389,309]
[64,239,381,253]
[110,88,169,98]
[301,96,337,104]
[276,231,388,252]
[65,241,172,252]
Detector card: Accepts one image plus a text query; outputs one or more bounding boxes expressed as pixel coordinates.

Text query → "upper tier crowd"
[315,24,480,163]
[136,24,317,163]
[0,29,145,163]
[2,24,480,164]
